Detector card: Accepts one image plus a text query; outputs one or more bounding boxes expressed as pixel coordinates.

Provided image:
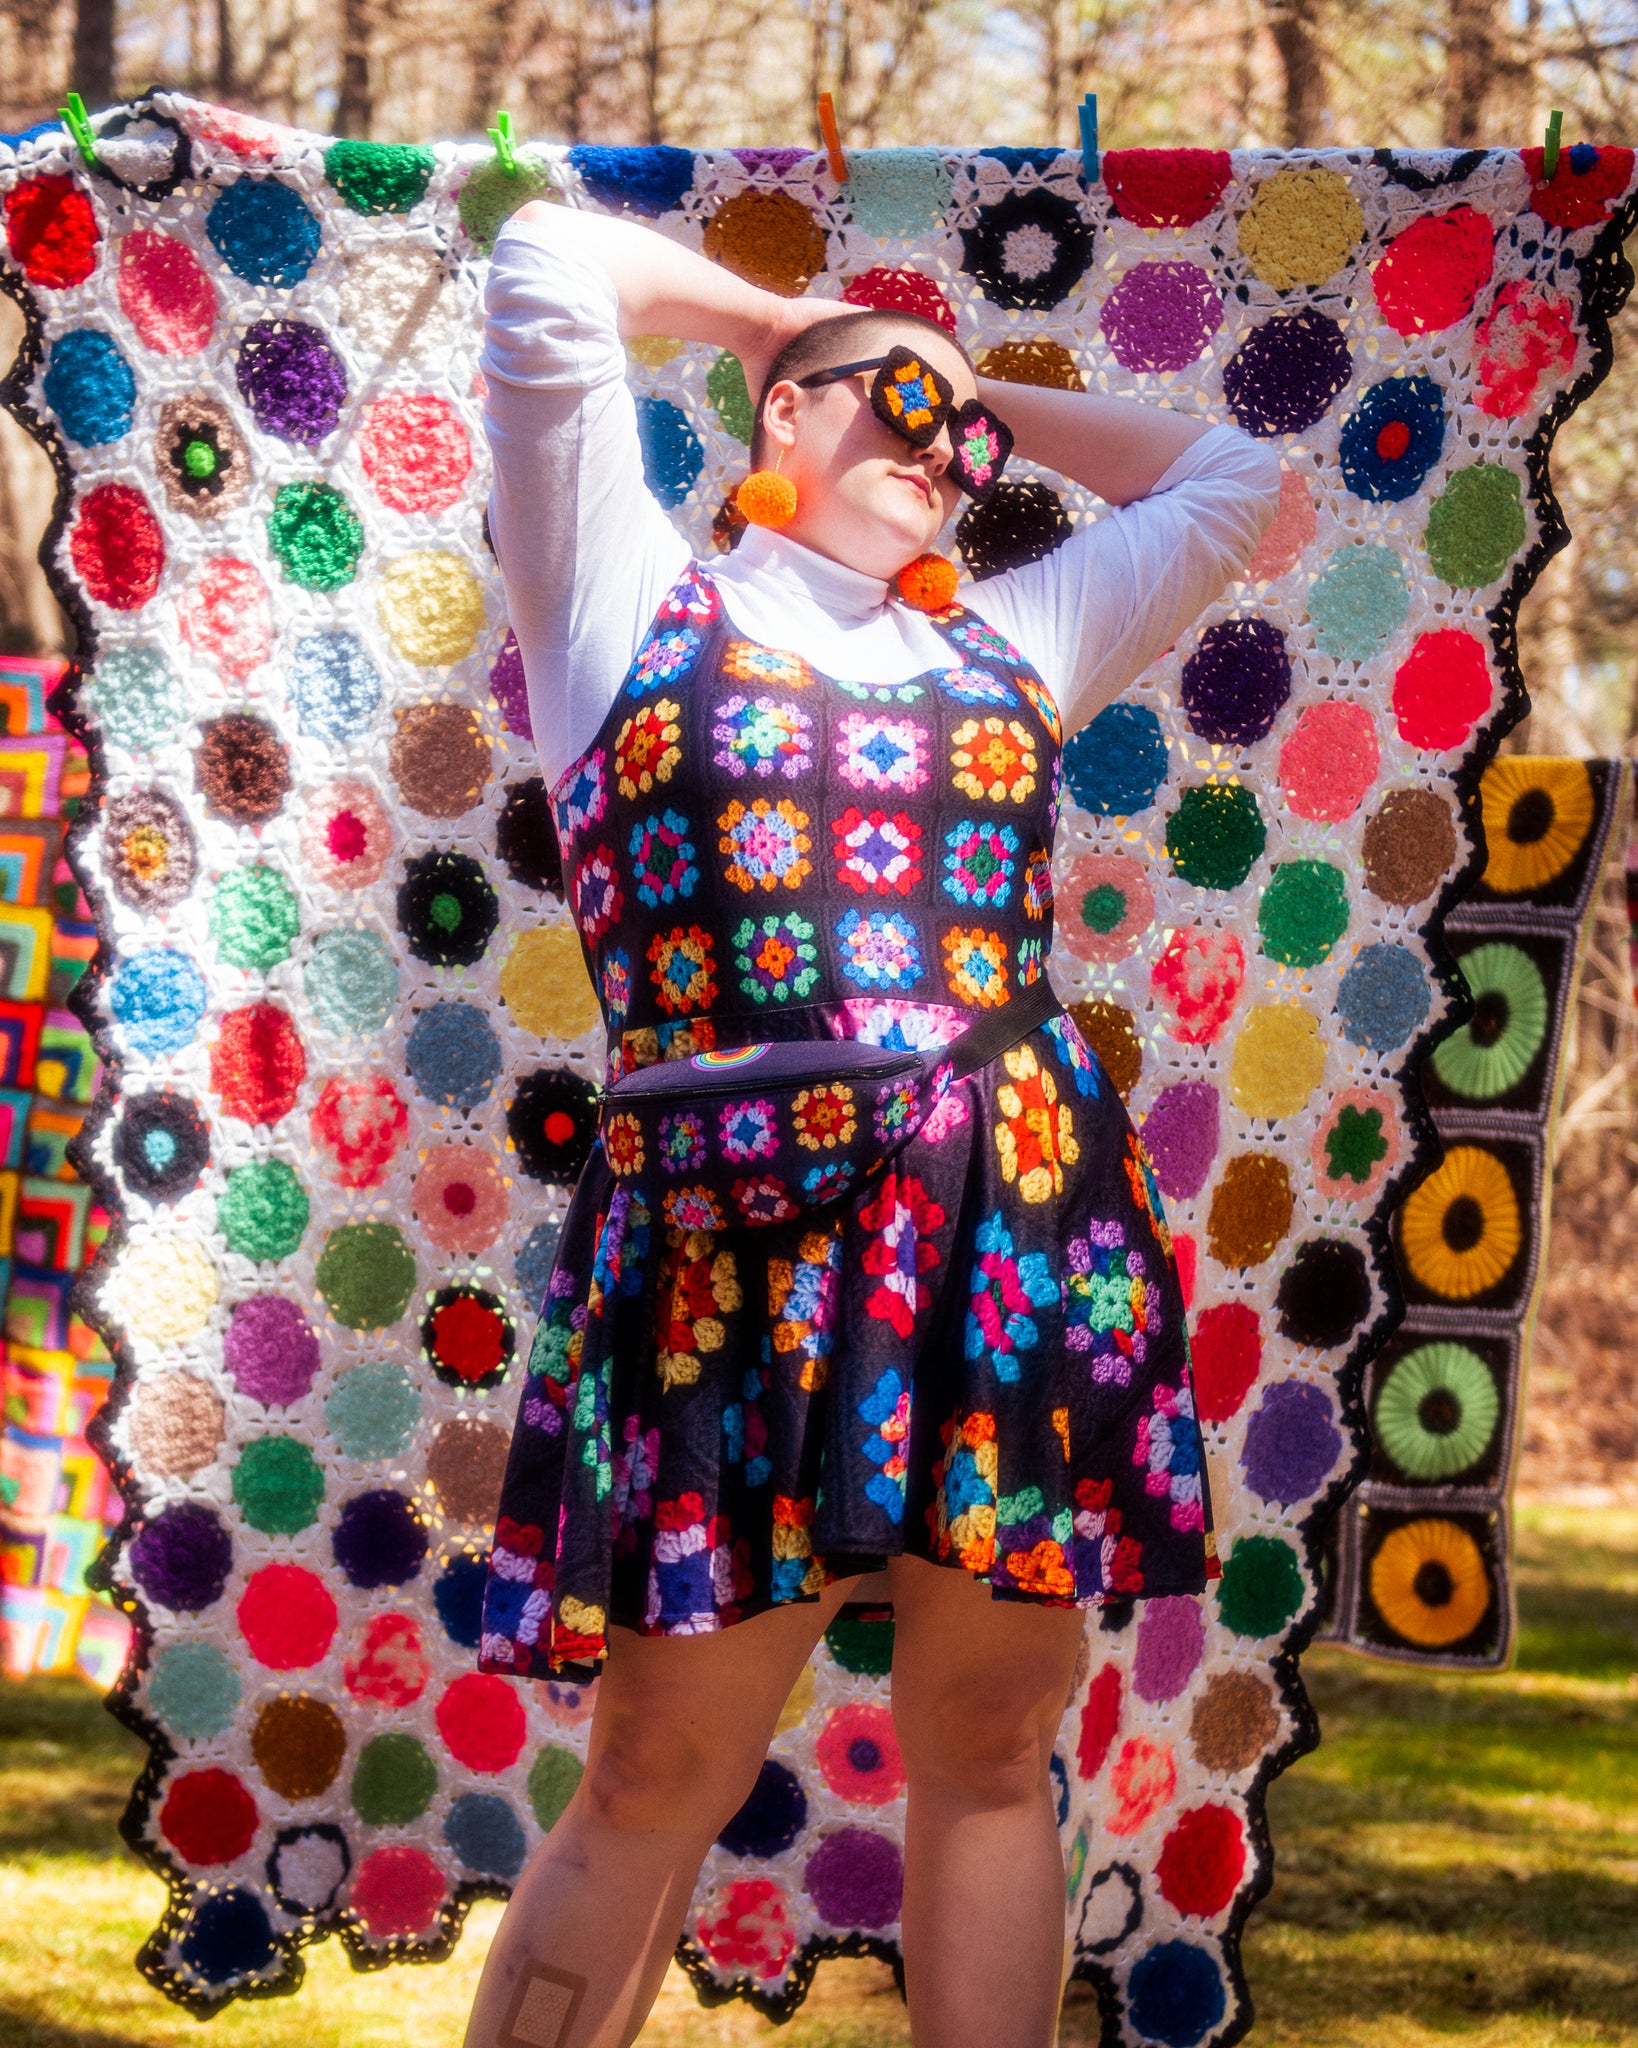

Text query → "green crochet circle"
[458,158,554,255]
[1430,942,1549,1100]
[1259,859,1350,967]
[352,1731,437,1825]
[527,1745,584,1831]
[1425,463,1526,588]
[1374,1342,1499,1480]
[267,482,365,593]
[706,352,755,444]
[1165,783,1267,890]
[324,138,436,215]
[824,1614,896,1676]
[1217,1534,1305,1638]
[317,1223,418,1330]
[210,864,300,971]
[232,1434,326,1534]
[217,1159,310,1262]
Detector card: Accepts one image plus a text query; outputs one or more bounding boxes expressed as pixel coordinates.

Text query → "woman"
[465,194,1282,2048]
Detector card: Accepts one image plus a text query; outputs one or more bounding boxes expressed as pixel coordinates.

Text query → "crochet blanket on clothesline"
[2,96,1635,2048]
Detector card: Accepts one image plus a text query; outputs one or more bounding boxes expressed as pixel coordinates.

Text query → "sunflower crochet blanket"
[2,95,1634,2048]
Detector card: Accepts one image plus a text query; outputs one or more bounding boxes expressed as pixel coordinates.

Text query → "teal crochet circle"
[325,1362,421,1460]
[847,149,954,237]
[210,865,300,971]
[147,1640,241,1740]
[304,928,400,1035]
[1307,544,1410,660]
[92,646,182,750]
[218,1158,310,1262]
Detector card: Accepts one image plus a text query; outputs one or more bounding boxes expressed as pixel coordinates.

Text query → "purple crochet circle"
[1133,1595,1207,1704]
[1223,309,1353,438]
[1100,260,1223,373]
[489,630,533,741]
[732,148,813,177]
[804,1827,903,1929]
[236,319,348,445]
[1142,1082,1220,1200]
[223,1294,321,1407]
[1181,617,1292,747]
[128,1502,233,1612]
[1241,1378,1344,1507]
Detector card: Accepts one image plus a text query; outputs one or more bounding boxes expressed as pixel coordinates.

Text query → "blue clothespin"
[58,91,99,169]
[1542,108,1564,180]
[488,109,518,175]
[1078,94,1099,184]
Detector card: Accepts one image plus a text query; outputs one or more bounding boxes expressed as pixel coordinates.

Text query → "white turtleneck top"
[481,208,1285,790]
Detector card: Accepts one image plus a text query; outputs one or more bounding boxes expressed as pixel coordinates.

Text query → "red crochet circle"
[1375,419,1411,461]
[210,1004,307,1126]
[1372,206,1496,337]
[435,1672,527,1773]
[841,265,957,334]
[70,484,164,611]
[429,1294,508,1382]
[1076,1662,1122,1779]
[1155,1802,1247,1917]
[4,174,99,288]
[159,1767,258,1866]
[350,1844,447,1938]
[1189,1301,1262,1423]
[1392,628,1492,751]
[1521,144,1636,231]
[238,1561,339,1668]
[359,393,472,515]
[1103,149,1233,230]
[118,228,217,354]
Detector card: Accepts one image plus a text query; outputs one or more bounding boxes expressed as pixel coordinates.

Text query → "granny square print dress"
[481,564,1216,1677]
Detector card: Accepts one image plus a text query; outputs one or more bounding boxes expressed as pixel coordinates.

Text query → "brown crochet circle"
[1190,1668,1280,1773]
[155,394,250,520]
[703,191,829,298]
[1206,1153,1294,1267]
[128,1371,224,1477]
[1068,998,1142,1101]
[975,338,1085,391]
[197,712,291,824]
[425,1415,510,1525]
[252,1693,347,1798]
[1362,786,1458,905]
[103,788,198,911]
[389,702,493,820]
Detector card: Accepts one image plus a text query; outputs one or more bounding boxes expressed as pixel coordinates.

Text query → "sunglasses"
[795,345,1013,501]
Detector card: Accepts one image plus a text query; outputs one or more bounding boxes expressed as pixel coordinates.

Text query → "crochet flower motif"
[1044,1013,1101,1098]
[792,1082,856,1152]
[833,807,923,895]
[628,809,699,906]
[647,925,718,1014]
[802,1160,857,1203]
[629,626,701,696]
[730,911,819,1004]
[858,1367,912,1520]
[712,695,812,779]
[836,713,930,794]
[859,1173,946,1339]
[994,1043,1080,1203]
[718,797,813,892]
[769,1227,841,1390]
[658,1110,707,1174]
[1016,672,1063,743]
[572,842,623,941]
[943,926,1011,1007]
[614,699,682,797]
[657,567,720,627]
[951,717,1038,803]
[733,1174,800,1226]
[1022,845,1053,919]
[663,1184,727,1233]
[1064,1220,1154,1396]
[721,640,815,692]
[719,1098,779,1163]
[1017,935,1046,985]
[836,908,925,992]
[654,1239,742,1395]
[930,1410,999,1572]
[942,820,1019,906]
[600,949,632,1025]
[1124,1133,1174,1257]
[602,1111,644,1177]
[936,665,1018,708]
[873,1074,920,1142]
[554,749,606,838]
[1134,1380,1206,1534]
[947,620,1021,664]
[965,1211,1057,1377]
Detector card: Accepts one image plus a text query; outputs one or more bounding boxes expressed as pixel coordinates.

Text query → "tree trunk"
[1445,0,1498,145]
[337,0,372,135]
[216,0,235,99]
[644,0,663,145]
[72,0,116,109]
[1264,0,1326,148]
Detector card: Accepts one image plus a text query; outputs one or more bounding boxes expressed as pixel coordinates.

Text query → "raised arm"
[979,379,1214,508]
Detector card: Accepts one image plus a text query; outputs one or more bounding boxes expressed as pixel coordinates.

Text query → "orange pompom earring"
[896,552,959,613]
[735,445,798,530]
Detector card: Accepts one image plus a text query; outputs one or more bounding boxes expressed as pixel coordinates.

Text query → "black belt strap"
[941,977,1064,1084]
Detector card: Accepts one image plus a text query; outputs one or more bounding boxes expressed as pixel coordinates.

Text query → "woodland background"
[0,0,1635,1498]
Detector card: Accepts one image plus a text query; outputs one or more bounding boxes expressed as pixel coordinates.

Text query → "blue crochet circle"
[1336,942,1431,1052]
[635,397,704,509]
[332,1488,427,1589]
[434,1553,488,1647]
[92,645,182,750]
[207,177,322,287]
[1126,1939,1227,2047]
[1062,702,1170,815]
[1338,374,1447,503]
[288,630,381,740]
[567,144,695,218]
[444,1792,528,1880]
[848,149,953,237]
[42,328,136,445]
[147,1641,241,1740]
[406,1000,504,1108]
[177,1887,277,1987]
[716,1758,808,1858]
[325,1362,420,1460]
[109,948,208,1056]
[1306,544,1410,660]
[515,1218,562,1304]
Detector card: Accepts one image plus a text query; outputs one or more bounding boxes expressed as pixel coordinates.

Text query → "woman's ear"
[759,380,801,453]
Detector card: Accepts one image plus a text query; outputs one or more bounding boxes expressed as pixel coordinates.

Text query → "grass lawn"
[1,1504,1633,2047]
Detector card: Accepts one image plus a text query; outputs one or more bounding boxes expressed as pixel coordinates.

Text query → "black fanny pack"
[599,979,1062,1232]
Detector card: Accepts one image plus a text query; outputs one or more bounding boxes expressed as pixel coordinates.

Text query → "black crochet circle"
[507,1067,601,1187]
[959,187,1094,310]
[956,480,1072,581]
[396,850,499,966]
[113,1091,211,1202]
[1275,1237,1372,1350]
[496,778,563,894]
[94,105,193,198]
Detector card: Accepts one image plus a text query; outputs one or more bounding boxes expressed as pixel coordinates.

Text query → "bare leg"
[887,1554,1084,2048]
[462,1577,859,2048]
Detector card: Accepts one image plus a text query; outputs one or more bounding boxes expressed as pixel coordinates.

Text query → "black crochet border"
[2,127,1634,2033]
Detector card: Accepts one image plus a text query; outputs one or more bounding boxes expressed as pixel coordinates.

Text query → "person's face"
[756,327,978,580]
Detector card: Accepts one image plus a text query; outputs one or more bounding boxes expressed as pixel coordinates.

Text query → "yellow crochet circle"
[1478,757,1595,895]
[501,924,600,1039]
[1228,1003,1326,1119]
[377,550,485,667]
[1369,1517,1491,1647]
[113,1235,219,1345]
[626,334,685,369]
[1398,1143,1520,1299]
[1237,168,1365,291]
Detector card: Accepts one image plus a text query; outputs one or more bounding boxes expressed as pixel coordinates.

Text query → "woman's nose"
[922,426,954,475]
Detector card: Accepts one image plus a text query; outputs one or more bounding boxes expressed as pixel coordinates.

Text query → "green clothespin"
[1543,108,1564,181]
[58,91,99,169]
[488,110,518,176]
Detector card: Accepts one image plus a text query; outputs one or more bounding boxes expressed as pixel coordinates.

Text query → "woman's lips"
[894,471,933,504]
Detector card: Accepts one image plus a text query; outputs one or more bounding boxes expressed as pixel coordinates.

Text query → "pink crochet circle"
[1474,281,1577,419]
[178,556,272,679]
[815,1702,906,1806]
[436,1672,527,1773]
[1108,1735,1177,1836]
[1151,927,1246,1045]
[412,1145,510,1254]
[237,1562,338,1669]
[1392,629,1492,751]
[1244,469,1316,582]
[350,1844,447,1939]
[359,393,473,515]
[1311,1085,1401,1202]
[118,228,217,354]
[344,1611,430,1707]
[1278,700,1379,822]
[1372,205,1496,337]
[1100,260,1223,374]
[301,780,394,888]
[310,1074,409,1189]
[1059,851,1156,964]
[696,1877,797,1981]
[1133,1595,1207,1704]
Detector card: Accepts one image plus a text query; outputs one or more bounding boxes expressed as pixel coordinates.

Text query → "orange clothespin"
[817,93,847,183]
